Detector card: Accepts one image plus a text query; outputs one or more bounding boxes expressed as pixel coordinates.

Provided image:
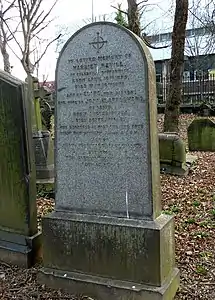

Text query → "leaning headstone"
[0,71,41,267]
[159,133,188,175]
[39,22,179,300]
[188,118,215,151]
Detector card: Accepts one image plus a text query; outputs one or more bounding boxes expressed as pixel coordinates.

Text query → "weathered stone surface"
[159,133,188,175]
[39,264,179,300]
[40,22,178,299]
[42,212,176,285]
[55,22,160,220]
[33,131,54,182]
[188,118,215,151]
[0,71,41,267]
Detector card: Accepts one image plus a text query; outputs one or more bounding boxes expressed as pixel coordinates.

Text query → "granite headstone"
[55,23,161,219]
[40,22,179,300]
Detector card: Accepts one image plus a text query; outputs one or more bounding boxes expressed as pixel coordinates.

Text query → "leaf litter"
[0,114,215,299]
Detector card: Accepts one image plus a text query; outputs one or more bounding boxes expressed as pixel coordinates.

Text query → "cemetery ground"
[0,114,215,300]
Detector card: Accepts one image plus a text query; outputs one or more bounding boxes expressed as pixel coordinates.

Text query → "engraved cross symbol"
[89,32,107,53]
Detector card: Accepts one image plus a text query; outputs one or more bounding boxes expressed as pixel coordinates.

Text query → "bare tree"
[201,0,215,35]
[163,0,189,133]
[1,0,60,77]
[127,0,142,36]
[17,0,60,76]
[0,0,17,73]
[185,0,215,61]
[112,0,169,49]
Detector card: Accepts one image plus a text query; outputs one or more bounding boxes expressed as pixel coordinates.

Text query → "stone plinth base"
[39,211,179,299]
[39,267,179,300]
[0,230,42,268]
[36,164,54,183]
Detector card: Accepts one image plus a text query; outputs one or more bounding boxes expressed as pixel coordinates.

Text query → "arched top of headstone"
[55,22,160,220]
[188,118,215,130]
[56,21,154,85]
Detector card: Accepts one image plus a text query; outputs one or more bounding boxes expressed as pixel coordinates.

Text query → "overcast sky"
[3,0,172,81]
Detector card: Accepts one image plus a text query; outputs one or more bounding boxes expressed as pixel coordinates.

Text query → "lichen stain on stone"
[188,118,215,151]
[0,80,35,235]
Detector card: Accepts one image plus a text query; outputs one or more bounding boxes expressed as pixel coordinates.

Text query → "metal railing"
[157,74,215,106]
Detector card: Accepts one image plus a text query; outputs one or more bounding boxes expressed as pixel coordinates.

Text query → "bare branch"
[111,5,128,15]
[5,37,21,61]
[31,0,57,32]
[35,20,55,36]
[0,13,23,53]
[29,0,43,23]
[137,0,148,6]
[33,34,61,67]
[3,0,16,15]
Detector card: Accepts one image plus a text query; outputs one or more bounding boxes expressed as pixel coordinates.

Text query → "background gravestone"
[39,22,179,300]
[188,118,215,151]
[0,71,41,267]
[159,133,188,175]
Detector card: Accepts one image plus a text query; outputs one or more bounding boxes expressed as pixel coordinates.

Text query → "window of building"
[183,71,190,82]
[194,70,209,80]
[156,74,162,82]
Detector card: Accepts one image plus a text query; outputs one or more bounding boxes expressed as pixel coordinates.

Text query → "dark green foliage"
[115,4,128,28]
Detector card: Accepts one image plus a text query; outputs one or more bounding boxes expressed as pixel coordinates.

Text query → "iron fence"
[157,74,215,105]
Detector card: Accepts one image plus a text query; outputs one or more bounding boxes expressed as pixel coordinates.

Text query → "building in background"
[148,27,215,104]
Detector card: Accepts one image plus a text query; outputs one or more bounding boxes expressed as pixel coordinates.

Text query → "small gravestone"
[188,118,215,151]
[0,71,41,267]
[159,133,188,175]
[39,22,179,300]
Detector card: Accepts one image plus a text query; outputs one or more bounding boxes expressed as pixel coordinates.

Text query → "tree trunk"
[2,48,11,73]
[127,0,141,37]
[163,0,188,133]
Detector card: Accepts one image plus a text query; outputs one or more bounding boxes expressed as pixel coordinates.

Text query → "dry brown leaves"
[1,114,215,299]
[159,115,215,299]
[163,151,215,300]
[37,198,55,231]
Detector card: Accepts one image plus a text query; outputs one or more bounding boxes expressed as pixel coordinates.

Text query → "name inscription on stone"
[57,51,147,167]
[56,24,151,216]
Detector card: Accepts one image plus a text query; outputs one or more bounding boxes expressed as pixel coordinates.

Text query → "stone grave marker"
[188,118,215,151]
[0,71,41,267]
[39,22,179,300]
[159,133,187,175]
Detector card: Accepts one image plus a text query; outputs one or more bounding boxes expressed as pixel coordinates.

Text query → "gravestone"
[188,118,215,151]
[33,131,54,183]
[0,71,41,267]
[159,133,188,175]
[39,22,179,300]
[33,77,54,183]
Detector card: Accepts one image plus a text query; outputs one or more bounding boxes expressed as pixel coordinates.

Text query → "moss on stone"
[188,118,215,151]
[159,133,186,166]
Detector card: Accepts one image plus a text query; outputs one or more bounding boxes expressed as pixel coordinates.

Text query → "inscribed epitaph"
[55,23,160,219]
